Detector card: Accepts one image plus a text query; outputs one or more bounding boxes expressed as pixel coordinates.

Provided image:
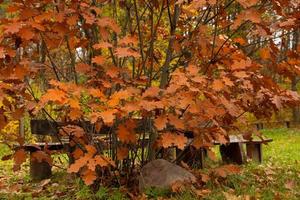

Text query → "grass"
[0,128,299,199]
[262,128,300,168]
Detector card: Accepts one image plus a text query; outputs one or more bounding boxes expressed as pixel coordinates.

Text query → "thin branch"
[65,36,78,84]
[160,2,181,88]
[203,21,250,74]
[39,33,61,81]
[204,0,235,24]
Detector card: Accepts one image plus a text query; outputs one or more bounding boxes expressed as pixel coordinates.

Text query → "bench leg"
[255,123,264,130]
[30,152,52,180]
[286,121,290,128]
[176,147,205,168]
[246,143,262,163]
[220,143,245,164]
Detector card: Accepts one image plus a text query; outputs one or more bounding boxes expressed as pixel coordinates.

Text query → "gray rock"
[139,159,196,191]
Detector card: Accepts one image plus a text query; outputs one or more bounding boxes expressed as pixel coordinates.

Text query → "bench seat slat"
[213,135,273,145]
[21,142,69,152]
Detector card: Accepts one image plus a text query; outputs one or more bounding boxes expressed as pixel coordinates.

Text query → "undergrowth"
[0,128,299,199]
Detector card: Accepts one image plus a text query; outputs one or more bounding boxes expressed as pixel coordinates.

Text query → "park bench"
[216,135,273,164]
[22,120,128,180]
[176,135,272,168]
[21,120,69,180]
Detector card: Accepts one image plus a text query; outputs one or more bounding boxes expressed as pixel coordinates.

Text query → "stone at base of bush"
[138,159,196,192]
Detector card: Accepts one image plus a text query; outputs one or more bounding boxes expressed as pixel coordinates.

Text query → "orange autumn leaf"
[106,66,120,78]
[68,99,81,109]
[19,27,35,40]
[40,89,68,105]
[159,132,188,150]
[214,164,241,178]
[99,109,117,124]
[93,42,113,49]
[168,114,185,130]
[232,9,261,29]
[280,18,297,27]
[76,63,91,73]
[154,115,168,131]
[94,155,115,168]
[142,86,161,98]
[117,124,137,144]
[186,64,199,76]
[115,47,140,58]
[72,148,84,159]
[88,88,105,99]
[0,47,5,58]
[97,17,121,33]
[4,22,22,34]
[236,0,258,8]
[92,56,106,65]
[212,80,224,91]
[233,71,248,79]
[82,169,97,185]
[69,108,82,121]
[31,151,52,164]
[222,77,234,87]
[233,37,247,45]
[260,48,271,60]
[231,59,252,70]
[68,155,90,173]
[119,35,138,46]
[85,145,97,156]
[66,15,78,26]
[61,125,85,138]
[13,149,26,171]
[108,90,130,107]
[117,147,129,160]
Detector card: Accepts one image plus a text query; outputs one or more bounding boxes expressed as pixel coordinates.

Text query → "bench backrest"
[30,120,59,135]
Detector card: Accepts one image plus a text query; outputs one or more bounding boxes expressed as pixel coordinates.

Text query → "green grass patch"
[261,128,300,168]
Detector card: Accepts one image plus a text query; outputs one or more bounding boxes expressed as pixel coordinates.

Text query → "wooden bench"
[21,120,69,180]
[215,135,273,164]
[23,120,131,180]
[176,135,272,168]
[22,142,69,180]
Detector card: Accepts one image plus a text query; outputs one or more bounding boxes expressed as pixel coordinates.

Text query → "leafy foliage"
[0,0,299,187]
